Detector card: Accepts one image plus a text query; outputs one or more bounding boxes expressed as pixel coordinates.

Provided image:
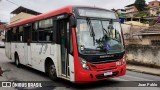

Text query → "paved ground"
[0,48,160,90]
[127,64,160,76]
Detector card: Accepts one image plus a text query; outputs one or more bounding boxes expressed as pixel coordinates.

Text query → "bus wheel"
[15,54,20,67]
[48,63,57,81]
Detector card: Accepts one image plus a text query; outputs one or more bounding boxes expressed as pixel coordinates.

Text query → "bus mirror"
[69,15,77,28]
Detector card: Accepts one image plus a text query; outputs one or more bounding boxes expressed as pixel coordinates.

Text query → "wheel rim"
[49,65,55,76]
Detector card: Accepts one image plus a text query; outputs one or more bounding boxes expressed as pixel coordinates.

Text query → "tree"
[134,0,147,11]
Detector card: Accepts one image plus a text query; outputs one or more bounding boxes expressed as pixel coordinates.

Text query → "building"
[0,21,6,41]
[10,6,41,24]
[125,4,139,17]
[133,23,160,45]
[134,31,160,45]
[148,0,160,16]
[116,9,126,16]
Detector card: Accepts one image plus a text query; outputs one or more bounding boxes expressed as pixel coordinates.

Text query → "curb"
[127,65,160,76]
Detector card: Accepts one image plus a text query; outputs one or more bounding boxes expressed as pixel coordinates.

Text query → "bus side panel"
[30,43,56,73]
[69,54,75,82]
[17,43,25,65]
[11,42,16,61]
[55,44,61,77]
[5,42,11,59]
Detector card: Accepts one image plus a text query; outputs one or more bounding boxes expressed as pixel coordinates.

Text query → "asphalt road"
[0,48,160,90]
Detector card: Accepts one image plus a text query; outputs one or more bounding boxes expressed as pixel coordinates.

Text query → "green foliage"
[142,21,149,24]
[141,20,156,26]
[134,0,147,11]
[134,11,149,17]
[157,9,160,14]
[149,20,156,26]
[118,13,126,18]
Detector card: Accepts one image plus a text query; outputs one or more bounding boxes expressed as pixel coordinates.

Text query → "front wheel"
[15,54,20,68]
[48,63,57,81]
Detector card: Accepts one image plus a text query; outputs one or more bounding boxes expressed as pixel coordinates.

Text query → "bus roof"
[7,5,112,28]
[7,6,73,28]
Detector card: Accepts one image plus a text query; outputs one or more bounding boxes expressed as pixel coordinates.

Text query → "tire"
[15,54,20,68]
[48,62,57,81]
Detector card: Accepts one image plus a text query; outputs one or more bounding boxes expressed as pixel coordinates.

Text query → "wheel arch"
[44,57,54,73]
[14,51,18,61]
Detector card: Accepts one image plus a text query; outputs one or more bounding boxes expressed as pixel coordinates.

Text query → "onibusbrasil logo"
[2,82,42,88]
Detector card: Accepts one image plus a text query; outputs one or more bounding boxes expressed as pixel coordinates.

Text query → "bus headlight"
[79,57,90,70]
[116,56,126,66]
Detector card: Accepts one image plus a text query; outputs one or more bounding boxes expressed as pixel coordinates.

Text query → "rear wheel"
[48,62,57,81]
[15,54,20,67]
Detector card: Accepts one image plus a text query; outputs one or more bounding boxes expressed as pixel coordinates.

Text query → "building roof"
[0,25,6,30]
[125,4,135,7]
[0,22,6,25]
[133,30,160,36]
[148,0,160,3]
[11,6,42,15]
[117,9,126,11]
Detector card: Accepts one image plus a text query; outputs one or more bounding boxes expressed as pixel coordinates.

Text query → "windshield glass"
[76,19,124,55]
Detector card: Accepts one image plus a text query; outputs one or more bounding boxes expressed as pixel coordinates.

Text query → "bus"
[5,6,126,83]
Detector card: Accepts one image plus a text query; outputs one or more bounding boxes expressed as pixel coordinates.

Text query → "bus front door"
[24,25,32,66]
[58,20,70,78]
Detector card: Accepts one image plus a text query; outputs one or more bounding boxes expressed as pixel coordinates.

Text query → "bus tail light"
[79,57,90,70]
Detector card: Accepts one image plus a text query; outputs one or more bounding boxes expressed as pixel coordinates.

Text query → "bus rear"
[71,7,126,83]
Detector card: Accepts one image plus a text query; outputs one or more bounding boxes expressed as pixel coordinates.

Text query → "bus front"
[72,7,126,83]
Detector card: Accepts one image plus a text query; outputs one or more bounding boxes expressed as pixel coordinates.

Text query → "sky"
[0,0,154,23]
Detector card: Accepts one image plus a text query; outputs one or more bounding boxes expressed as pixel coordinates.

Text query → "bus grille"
[91,59,119,64]
[90,64,117,71]
[95,71,119,79]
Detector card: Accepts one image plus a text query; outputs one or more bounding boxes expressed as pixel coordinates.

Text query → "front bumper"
[75,63,126,83]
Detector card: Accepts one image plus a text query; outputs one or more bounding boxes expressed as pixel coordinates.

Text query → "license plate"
[104,71,112,76]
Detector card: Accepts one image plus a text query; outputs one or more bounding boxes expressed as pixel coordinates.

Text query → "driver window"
[76,19,94,48]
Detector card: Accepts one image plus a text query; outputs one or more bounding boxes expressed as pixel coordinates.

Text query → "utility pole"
[6,0,19,6]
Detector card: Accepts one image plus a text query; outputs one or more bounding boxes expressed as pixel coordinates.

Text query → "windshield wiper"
[86,17,96,46]
[103,28,108,34]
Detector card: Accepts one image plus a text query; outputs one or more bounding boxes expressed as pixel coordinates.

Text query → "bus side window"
[32,22,38,42]
[17,26,23,42]
[12,27,17,42]
[38,18,54,42]
[8,28,13,42]
[52,20,56,43]
[6,29,9,42]
[5,30,8,42]
[70,29,73,53]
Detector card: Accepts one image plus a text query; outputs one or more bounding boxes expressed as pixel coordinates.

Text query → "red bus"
[5,6,126,83]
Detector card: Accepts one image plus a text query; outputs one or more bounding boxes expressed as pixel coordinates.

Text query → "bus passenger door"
[5,29,12,59]
[24,25,32,66]
[57,20,70,78]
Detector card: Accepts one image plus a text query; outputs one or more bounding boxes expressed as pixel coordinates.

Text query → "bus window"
[38,18,54,42]
[33,22,38,30]
[39,18,53,29]
[38,30,53,42]
[12,27,17,42]
[6,29,11,42]
[32,22,38,42]
[17,26,23,42]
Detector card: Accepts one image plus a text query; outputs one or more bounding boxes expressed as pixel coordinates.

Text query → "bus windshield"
[76,18,124,55]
